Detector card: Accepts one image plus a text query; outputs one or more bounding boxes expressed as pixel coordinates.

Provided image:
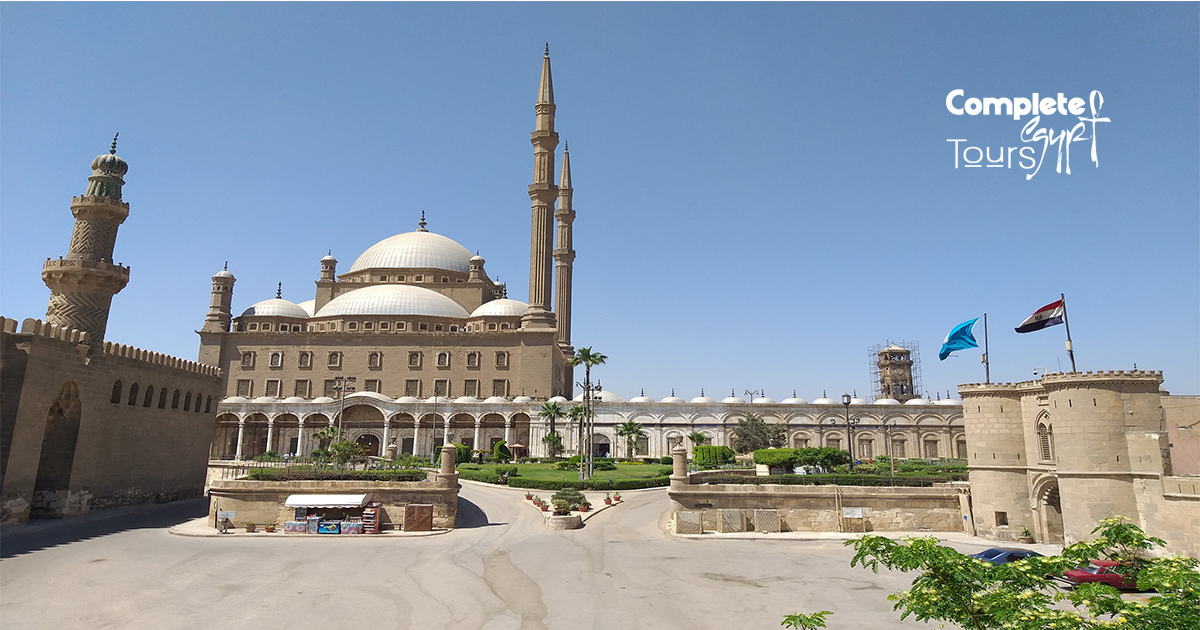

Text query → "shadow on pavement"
[1,498,208,559]
[455,497,503,529]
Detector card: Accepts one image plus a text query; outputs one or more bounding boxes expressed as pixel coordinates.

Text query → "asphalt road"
[1,483,939,630]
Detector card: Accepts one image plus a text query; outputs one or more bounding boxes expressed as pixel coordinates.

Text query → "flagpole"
[1061,292,1077,372]
[983,312,990,384]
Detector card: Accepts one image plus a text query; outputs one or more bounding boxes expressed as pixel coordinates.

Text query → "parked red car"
[1061,560,1138,590]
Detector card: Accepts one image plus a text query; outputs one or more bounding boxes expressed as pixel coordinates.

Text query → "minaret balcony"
[70,195,130,221]
[42,258,131,291]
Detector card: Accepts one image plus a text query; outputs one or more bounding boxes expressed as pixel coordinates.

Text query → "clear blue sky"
[2,3,1197,399]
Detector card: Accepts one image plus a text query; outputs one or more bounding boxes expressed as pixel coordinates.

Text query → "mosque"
[203,50,967,462]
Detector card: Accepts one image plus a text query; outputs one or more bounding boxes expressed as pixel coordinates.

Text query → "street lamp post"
[575,379,603,479]
[334,376,357,439]
[840,393,859,473]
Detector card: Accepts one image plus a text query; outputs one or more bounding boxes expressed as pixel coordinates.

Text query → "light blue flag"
[939,318,980,361]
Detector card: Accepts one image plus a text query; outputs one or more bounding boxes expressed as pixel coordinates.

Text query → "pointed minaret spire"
[523,46,560,332]
[553,139,575,351]
[110,132,119,155]
[417,211,428,232]
[276,282,282,299]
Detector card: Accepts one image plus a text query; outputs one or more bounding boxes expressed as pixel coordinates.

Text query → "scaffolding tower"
[868,341,922,403]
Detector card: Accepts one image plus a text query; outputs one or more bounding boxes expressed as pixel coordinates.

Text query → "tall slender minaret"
[201,263,236,333]
[42,136,132,347]
[522,44,559,330]
[553,142,575,352]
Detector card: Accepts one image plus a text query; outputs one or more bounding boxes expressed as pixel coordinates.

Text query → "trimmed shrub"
[595,461,617,471]
[694,445,736,465]
[551,488,586,509]
[656,466,674,477]
[507,476,671,491]
[494,465,518,479]
[753,448,801,467]
[453,443,472,464]
[554,460,578,471]
[568,455,582,465]
[457,469,503,484]
[659,456,673,465]
[642,458,660,464]
[246,468,427,482]
[699,474,967,487]
[493,440,512,462]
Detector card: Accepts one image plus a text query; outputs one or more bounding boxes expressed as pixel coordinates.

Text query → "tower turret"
[553,142,576,352]
[201,263,236,333]
[523,44,559,330]
[315,252,338,312]
[41,136,132,347]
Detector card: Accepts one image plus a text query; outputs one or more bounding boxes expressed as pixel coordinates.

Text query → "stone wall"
[667,480,966,533]
[207,474,459,530]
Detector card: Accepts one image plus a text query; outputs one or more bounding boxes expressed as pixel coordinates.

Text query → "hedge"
[245,468,428,482]
[700,474,968,487]
[693,445,736,465]
[506,476,672,491]
[457,469,503,484]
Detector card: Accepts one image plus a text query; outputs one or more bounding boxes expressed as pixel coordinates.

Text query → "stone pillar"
[265,419,275,454]
[504,417,513,443]
[473,420,482,453]
[442,416,451,444]
[412,417,421,456]
[671,444,689,481]
[296,418,306,456]
[234,420,246,461]
[382,417,391,452]
[440,444,456,475]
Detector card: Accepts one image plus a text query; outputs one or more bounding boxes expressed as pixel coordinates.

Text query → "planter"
[604,499,612,505]
[1018,536,1034,544]
[578,505,590,512]
[264,525,276,533]
[525,494,533,500]
[540,505,549,511]
[244,523,256,533]
[613,495,621,501]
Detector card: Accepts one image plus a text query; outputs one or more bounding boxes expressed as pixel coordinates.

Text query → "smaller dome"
[470,255,484,263]
[812,397,838,405]
[222,396,250,404]
[629,394,654,403]
[281,396,307,403]
[934,398,962,406]
[395,396,420,403]
[572,390,626,403]
[310,396,335,404]
[752,397,777,404]
[321,254,337,262]
[252,396,278,403]
[484,396,509,403]
[850,397,869,405]
[512,395,533,403]
[296,300,316,316]
[547,396,569,403]
[469,299,529,318]
[91,152,128,175]
[214,269,234,279]
[424,396,450,404]
[690,395,717,404]
[453,396,480,403]
[347,391,392,402]
[781,397,808,404]
[240,298,310,319]
[874,398,902,405]
[904,398,931,405]
[722,396,747,404]
[661,395,685,403]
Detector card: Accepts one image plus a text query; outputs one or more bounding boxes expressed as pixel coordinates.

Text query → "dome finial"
[700,388,705,396]
[823,389,827,398]
[544,42,549,57]
[671,388,676,396]
[110,132,119,155]
[793,389,797,398]
[417,211,428,232]
[223,261,228,271]
[276,282,282,299]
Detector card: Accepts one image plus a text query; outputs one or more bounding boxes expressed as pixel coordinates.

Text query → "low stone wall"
[207,473,459,530]
[668,479,966,533]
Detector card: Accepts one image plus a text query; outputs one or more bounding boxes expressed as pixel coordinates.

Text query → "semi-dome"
[424,396,450,404]
[722,396,747,404]
[349,230,474,274]
[874,398,902,405]
[752,397,777,404]
[850,397,869,405]
[310,396,335,404]
[905,397,932,405]
[395,396,420,403]
[690,395,717,404]
[484,396,509,403]
[629,394,655,403]
[660,395,685,403]
[572,390,626,403]
[781,397,808,404]
[315,284,469,319]
[281,396,307,403]
[512,395,533,403]
[454,396,480,404]
[347,391,392,402]
[812,396,838,405]
[469,299,529,318]
[252,396,278,403]
[296,300,316,316]
[547,396,569,403]
[240,298,310,319]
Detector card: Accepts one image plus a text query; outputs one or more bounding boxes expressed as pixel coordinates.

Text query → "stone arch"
[341,403,384,429]
[31,382,83,518]
[110,380,122,404]
[204,395,213,413]
[127,383,139,406]
[790,430,814,448]
[211,413,240,459]
[171,390,181,409]
[158,387,168,409]
[355,432,381,457]
[591,431,612,458]
[1030,474,1064,544]
[143,385,154,407]
[184,391,192,412]
[1036,411,1055,463]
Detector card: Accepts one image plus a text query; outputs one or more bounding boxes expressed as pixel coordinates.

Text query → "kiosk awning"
[285,494,369,508]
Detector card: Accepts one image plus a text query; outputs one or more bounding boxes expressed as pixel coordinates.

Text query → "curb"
[167,517,451,539]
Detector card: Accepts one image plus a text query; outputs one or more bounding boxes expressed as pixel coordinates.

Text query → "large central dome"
[314,284,470,318]
[349,230,474,274]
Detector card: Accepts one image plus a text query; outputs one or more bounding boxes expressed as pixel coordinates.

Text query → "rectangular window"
[492,379,508,397]
[434,324,443,332]
[405,379,421,397]
[495,352,508,368]
[794,438,809,449]
[891,440,906,458]
[419,323,428,332]
[957,440,968,460]
[236,379,253,397]
[294,379,311,397]
[379,322,389,330]
[827,437,841,450]
[365,379,382,393]
[248,323,258,331]
[298,352,312,369]
[433,379,449,397]
[995,511,1008,527]
[857,439,873,459]
[328,352,341,368]
[397,322,406,331]
[924,440,939,459]
[364,321,374,330]
[414,275,423,282]
[261,323,271,331]
[348,322,359,331]
[324,379,338,397]
[408,352,421,367]
[264,379,281,397]
[463,379,478,397]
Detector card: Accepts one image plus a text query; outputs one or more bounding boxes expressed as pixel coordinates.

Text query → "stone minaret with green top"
[41,135,131,347]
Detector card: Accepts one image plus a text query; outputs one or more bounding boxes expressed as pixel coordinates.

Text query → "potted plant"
[578,501,591,512]
[525,492,533,501]
[613,492,621,502]
[540,503,549,512]
[1018,527,1035,543]
[264,523,276,533]
[552,499,571,516]
[603,493,612,505]
[243,521,256,533]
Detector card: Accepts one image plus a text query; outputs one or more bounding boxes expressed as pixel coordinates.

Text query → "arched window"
[144,385,154,407]
[158,388,168,409]
[128,383,139,406]
[1038,422,1055,462]
[111,380,123,403]
[368,352,382,368]
[466,352,480,368]
[205,395,212,413]
[184,392,192,411]
[171,390,181,409]
[436,352,450,368]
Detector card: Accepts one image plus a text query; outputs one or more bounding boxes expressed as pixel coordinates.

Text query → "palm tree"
[616,420,647,459]
[567,347,607,476]
[687,431,708,448]
[567,404,587,458]
[538,401,565,450]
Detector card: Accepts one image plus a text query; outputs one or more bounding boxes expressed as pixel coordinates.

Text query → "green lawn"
[458,462,672,482]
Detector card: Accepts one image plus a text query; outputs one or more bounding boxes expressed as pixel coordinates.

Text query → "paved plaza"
[1,482,1031,630]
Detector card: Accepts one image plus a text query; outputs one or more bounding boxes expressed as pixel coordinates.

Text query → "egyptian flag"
[1015,300,1065,333]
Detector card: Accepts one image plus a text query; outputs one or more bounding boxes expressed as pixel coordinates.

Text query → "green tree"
[616,420,646,459]
[541,432,564,458]
[787,517,1199,630]
[538,401,565,439]
[567,347,607,473]
[328,439,365,468]
[311,425,339,451]
[687,431,709,448]
[731,413,786,453]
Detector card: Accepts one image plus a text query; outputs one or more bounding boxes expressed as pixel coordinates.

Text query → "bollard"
[671,444,689,481]
[440,444,456,475]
